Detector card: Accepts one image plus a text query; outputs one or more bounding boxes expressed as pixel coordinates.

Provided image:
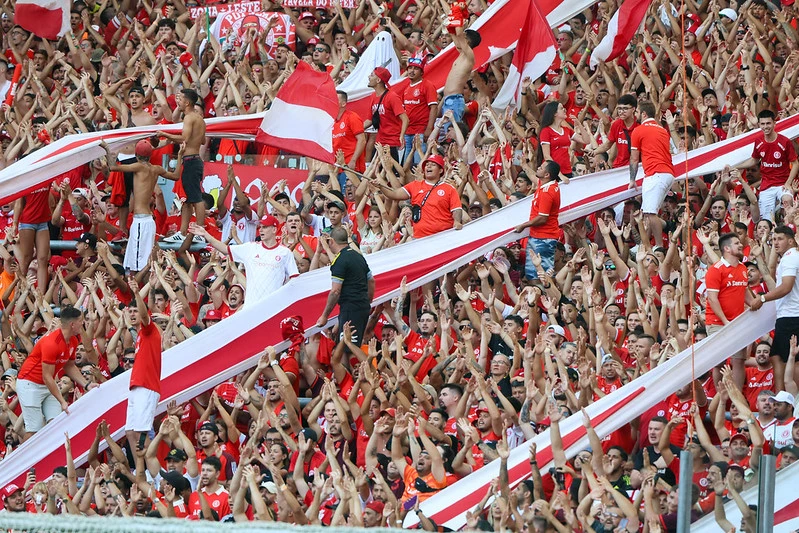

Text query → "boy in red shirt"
[515,160,561,280]
[125,276,163,452]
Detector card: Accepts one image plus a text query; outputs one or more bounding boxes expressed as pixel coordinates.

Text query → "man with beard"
[762,391,797,449]
[391,414,447,504]
[217,165,257,244]
[438,383,464,435]
[188,456,230,520]
[705,233,756,390]
[630,417,679,488]
[0,483,25,513]
[194,422,235,482]
[282,211,317,260]
[743,342,775,411]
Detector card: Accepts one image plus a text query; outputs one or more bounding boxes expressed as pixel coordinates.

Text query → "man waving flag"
[590,0,652,68]
[491,0,557,110]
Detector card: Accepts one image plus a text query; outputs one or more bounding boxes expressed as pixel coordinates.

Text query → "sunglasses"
[604,264,616,270]
[123,358,135,364]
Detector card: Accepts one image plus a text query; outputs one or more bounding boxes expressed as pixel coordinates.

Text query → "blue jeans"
[438,94,466,142]
[525,238,557,280]
[403,134,427,166]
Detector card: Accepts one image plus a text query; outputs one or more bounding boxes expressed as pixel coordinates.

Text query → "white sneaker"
[192,234,206,243]
[162,232,186,243]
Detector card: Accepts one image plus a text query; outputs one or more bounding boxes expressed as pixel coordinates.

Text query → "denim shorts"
[19,222,49,232]
[441,94,466,123]
[525,237,557,280]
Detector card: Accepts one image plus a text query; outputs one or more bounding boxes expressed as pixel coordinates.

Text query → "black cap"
[300,427,318,442]
[78,232,98,249]
[129,86,146,96]
[198,422,219,435]
[161,470,189,493]
[165,448,188,462]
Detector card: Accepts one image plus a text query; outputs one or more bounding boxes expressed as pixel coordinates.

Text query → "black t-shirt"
[330,246,372,307]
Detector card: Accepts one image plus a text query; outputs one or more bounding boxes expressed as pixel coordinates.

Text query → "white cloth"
[220,210,258,243]
[124,215,156,272]
[641,172,674,214]
[337,31,401,101]
[776,247,799,319]
[125,386,160,432]
[307,213,332,236]
[758,185,787,223]
[228,242,299,308]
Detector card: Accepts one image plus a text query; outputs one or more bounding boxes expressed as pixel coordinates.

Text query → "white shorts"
[641,172,675,214]
[758,186,788,223]
[124,215,156,272]
[16,379,62,433]
[125,386,160,432]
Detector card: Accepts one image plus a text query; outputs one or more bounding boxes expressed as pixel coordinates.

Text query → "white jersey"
[229,242,299,307]
[220,211,259,244]
[776,248,799,319]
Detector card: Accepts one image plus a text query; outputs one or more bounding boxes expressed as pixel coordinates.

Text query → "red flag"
[255,62,338,163]
[590,0,652,67]
[14,0,70,40]
[491,0,556,110]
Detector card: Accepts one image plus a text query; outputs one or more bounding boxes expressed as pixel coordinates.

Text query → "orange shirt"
[402,181,461,239]
[333,110,366,172]
[401,464,447,503]
[631,119,675,177]
[529,180,560,240]
[704,258,748,326]
[18,329,79,385]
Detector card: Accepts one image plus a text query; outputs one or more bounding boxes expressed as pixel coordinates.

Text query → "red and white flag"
[491,0,556,110]
[255,61,338,163]
[590,0,652,68]
[14,0,70,40]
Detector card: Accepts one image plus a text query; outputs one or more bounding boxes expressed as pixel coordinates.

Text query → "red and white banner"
[203,161,308,205]
[210,11,295,57]
[189,1,262,20]
[405,305,779,530]
[491,0,557,110]
[283,0,356,8]
[14,0,69,40]
[590,0,652,68]
[344,0,602,119]
[256,61,339,163]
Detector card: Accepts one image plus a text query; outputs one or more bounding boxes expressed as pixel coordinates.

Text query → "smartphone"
[403,495,418,511]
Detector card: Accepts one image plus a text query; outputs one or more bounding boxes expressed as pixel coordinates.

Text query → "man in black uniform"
[315,227,374,344]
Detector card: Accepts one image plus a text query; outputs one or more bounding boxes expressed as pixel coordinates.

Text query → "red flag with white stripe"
[491,0,556,110]
[256,61,338,163]
[589,0,652,68]
[14,0,70,40]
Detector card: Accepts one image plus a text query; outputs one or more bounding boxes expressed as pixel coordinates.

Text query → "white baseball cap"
[768,391,795,406]
[719,8,738,21]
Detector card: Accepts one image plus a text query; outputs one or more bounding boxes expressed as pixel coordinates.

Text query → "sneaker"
[192,234,206,243]
[162,232,186,243]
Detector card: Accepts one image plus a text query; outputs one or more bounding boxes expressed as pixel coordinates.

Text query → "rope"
[679,3,698,405]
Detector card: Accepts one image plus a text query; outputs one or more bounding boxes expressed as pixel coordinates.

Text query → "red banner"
[188,1,261,19]
[202,161,308,206]
[283,0,355,7]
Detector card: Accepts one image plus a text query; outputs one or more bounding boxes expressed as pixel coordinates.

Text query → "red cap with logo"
[423,154,445,170]
[1,483,22,500]
[373,66,392,87]
[260,214,279,227]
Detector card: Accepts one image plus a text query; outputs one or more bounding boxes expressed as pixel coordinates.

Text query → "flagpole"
[331,163,368,180]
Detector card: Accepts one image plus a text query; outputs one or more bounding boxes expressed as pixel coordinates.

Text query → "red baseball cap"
[1,483,22,500]
[379,408,396,418]
[260,214,279,227]
[135,139,154,159]
[366,501,385,514]
[423,154,445,171]
[373,66,392,87]
[204,309,222,321]
[299,11,316,20]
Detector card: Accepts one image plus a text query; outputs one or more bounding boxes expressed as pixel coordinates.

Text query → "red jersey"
[188,486,231,520]
[129,321,162,394]
[401,79,437,134]
[19,183,53,225]
[752,133,797,190]
[402,181,461,238]
[528,181,560,239]
[539,126,572,174]
[743,367,774,411]
[631,119,675,177]
[609,119,638,168]
[332,109,366,172]
[666,394,705,447]
[704,259,748,326]
[18,329,79,385]
[370,90,406,147]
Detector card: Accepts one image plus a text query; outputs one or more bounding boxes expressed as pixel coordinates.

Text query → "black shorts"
[181,155,204,204]
[337,304,371,347]
[772,316,799,362]
[119,157,138,208]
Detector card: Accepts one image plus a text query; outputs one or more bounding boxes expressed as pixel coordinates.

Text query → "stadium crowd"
[1,0,799,530]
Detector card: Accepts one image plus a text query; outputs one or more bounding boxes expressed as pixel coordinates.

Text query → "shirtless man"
[100,140,183,272]
[157,89,207,244]
[103,84,157,232]
[440,26,481,127]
